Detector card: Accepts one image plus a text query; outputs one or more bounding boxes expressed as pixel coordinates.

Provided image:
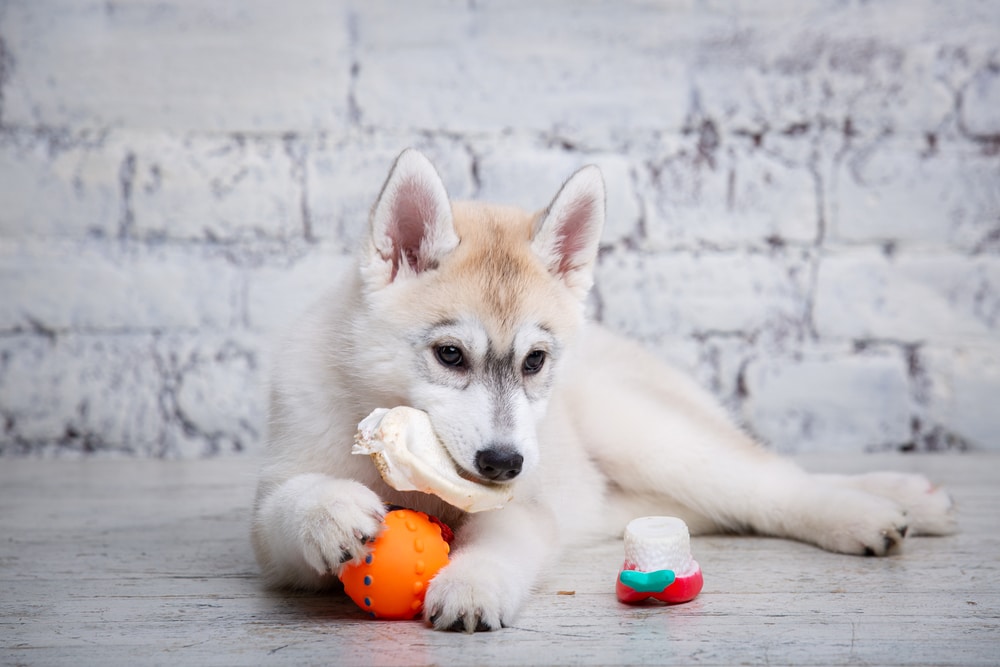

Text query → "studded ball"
[339,509,451,620]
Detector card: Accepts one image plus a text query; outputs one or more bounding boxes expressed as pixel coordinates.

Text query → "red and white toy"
[616,516,704,605]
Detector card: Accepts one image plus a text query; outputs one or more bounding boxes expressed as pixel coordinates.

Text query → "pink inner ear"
[555,194,597,275]
[389,177,439,278]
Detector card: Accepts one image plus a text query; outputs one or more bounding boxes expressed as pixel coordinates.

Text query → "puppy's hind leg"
[569,327,911,556]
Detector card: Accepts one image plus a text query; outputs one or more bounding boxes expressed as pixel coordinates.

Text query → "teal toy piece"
[618,569,675,593]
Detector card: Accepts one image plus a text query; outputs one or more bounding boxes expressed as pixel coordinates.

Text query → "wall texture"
[1,0,998,458]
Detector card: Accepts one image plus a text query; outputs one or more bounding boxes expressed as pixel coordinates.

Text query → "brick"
[643,142,818,248]
[0,241,240,331]
[0,129,124,238]
[353,2,689,135]
[245,245,355,333]
[828,40,954,140]
[1,0,349,132]
[476,148,639,245]
[0,333,267,457]
[832,141,1000,250]
[129,133,302,241]
[638,333,757,411]
[961,63,1000,137]
[155,333,267,457]
[0,334,164,456]
[692,4,999,141]
[595,248,811,342]
[306,144,401,248]
[741,348,912,453]
[814,250,1000,343]
[918,346,1000,451]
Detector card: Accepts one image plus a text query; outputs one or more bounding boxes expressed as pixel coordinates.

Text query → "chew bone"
[353,407,513,513]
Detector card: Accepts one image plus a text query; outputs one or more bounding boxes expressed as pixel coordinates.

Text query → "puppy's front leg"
[252,473,386,590]
[424,502,553,632]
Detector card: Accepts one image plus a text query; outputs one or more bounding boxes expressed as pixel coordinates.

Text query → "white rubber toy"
[623,516,699,577]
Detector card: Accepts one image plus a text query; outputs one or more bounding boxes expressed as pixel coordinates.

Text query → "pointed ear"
[366,149,458,286]
[531,165,605,297]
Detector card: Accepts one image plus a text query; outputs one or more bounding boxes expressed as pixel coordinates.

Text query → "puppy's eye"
[435,345,465,368]
[523,350,546,375]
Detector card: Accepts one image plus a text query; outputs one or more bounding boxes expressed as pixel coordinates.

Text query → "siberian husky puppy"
[252,149,955,632]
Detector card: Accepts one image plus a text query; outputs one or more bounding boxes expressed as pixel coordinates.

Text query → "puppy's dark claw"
[428,608,496,633]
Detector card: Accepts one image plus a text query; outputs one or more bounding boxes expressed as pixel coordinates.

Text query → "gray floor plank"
[1,454,998,666]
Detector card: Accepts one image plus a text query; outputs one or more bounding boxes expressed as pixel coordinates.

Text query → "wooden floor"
[1,454,997,666]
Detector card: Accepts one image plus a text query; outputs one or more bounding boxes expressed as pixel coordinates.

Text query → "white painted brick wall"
[0,130,123,239]
[814,251,1000,342]
[1,0,998,457]
[643,141,820,248]
[1,241,242,331]
[595,248,812,342]
[130,134,303,242]
[2,1,351,132]
[832,140,1000,249]
[742,347,914,454]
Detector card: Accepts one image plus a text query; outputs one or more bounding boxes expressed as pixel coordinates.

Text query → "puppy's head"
[358,149,605,485]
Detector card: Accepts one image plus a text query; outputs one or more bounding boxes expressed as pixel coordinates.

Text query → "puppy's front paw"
[294,478,385,577]
[423,559,515,633]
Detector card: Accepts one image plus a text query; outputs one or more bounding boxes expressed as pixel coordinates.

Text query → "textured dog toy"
[616,516,704,605]
[339,509,452,620]
[353,407,515,513]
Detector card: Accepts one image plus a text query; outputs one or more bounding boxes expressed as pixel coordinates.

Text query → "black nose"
[475,447,524,481]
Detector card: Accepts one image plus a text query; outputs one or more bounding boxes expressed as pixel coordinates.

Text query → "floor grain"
[1,454,997,666]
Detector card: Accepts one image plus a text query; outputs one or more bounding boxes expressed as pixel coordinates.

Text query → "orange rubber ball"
[339,509,451,620]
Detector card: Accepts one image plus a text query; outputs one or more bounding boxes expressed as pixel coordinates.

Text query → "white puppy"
[252,149,956,632]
